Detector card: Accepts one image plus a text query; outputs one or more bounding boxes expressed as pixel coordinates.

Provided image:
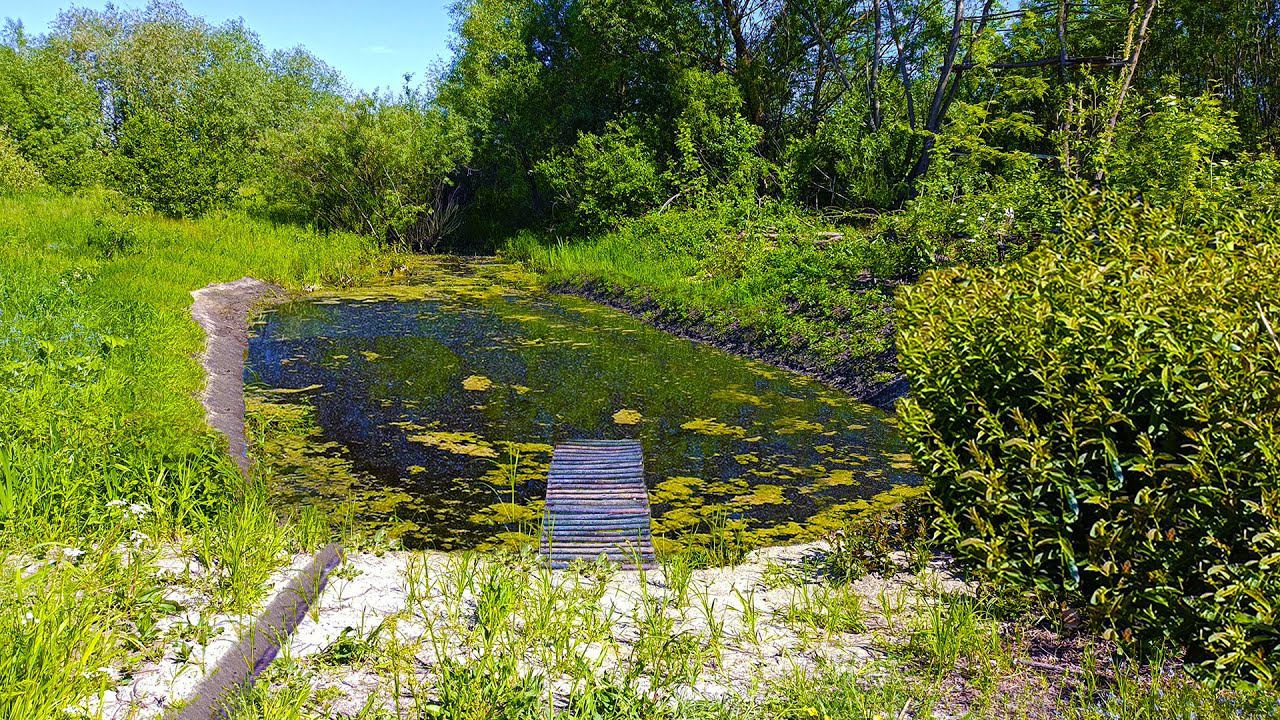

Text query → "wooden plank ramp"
[540,439,656,569]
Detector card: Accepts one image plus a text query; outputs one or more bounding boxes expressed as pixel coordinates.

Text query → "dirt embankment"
[552,280,909,409]
[190,278,283,473]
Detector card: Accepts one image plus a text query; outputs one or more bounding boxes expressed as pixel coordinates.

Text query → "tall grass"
[189,541,1280,719]
[0,190,382,718]
[504,208,904,377]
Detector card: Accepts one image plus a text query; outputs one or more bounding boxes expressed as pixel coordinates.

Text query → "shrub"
[821,485,930,580]
[783,95,913,209]
[264,95,467,250]
[84,218,139,259]
[897,182,1280,687]
[536,122,664,233]
[890,88,1057,272]
[666,69,770,208]
[0,133,44,194]
[1100,93,1241,202]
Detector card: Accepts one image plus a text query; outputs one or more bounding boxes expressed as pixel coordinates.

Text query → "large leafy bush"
[0,133,44,193]
[666,70,770,208]
[265,95,466,249]
[897,177,1280,686]
[0,41,104,189]
[536,122,664,233]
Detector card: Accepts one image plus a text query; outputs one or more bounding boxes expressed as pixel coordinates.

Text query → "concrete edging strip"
[167,543,344,720]
[184,279,339,718]
[189,277,283,474]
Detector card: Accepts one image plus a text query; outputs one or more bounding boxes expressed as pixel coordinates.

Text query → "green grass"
[505,207,907,390]
[0,189,384,719]
[210,547,1280,720]
[1,190,1268,719]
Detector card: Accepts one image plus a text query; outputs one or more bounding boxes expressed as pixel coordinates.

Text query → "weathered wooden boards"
[539,439,657,569]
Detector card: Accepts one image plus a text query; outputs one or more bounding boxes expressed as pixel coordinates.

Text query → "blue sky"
[4,0,455,94]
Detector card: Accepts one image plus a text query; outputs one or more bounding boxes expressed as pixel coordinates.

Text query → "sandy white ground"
[86,542,967,718]
[82,552,314,719]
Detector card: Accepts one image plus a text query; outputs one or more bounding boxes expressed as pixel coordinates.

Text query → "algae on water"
[245,257,917,552]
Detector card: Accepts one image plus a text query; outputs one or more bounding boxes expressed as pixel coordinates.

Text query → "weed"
[425,656,543,720]
[760,666,931,719]
[820,489,929,581]
[677,511,754,569]
[760,560,806,590]
[661,549,696,608]
[734,588,762,647]
[317,624,384,666]
[907,594,1000,674]
[781,583,867,638]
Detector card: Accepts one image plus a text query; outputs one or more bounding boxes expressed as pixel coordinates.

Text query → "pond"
[245,258,917,552]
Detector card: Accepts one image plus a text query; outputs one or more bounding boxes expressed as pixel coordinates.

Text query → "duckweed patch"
[612,408,643,425]
[462,375,494,391]
[408,429,500,458]
[680,418,748,438]
[246,257,916,551]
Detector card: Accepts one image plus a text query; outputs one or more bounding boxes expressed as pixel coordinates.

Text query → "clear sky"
[3,0,456,94]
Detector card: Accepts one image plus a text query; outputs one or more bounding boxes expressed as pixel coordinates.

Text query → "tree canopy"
[1,0,1276,247]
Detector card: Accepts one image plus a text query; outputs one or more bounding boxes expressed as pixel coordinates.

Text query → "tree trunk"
[884,0,917,130]
[869,0,883,131]
[1094,0,1158,181]
[905,0,964,189]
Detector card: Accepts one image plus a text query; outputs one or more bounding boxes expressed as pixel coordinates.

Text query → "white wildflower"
[60,547,85,560]
[127,502,150,517]
[106,499,127,509]
[129,530,150,545]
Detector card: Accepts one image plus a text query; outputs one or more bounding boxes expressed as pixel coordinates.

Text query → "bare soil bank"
[190,277,283,472]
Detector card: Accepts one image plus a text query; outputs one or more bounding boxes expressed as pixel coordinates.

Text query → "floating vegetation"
[819,469,858,487]
[612,408,643,424]
[469,501,542,526]
[731,484,786,506]
[680,418,748,438]
[461,374,493,391]
[774,417,826,434]
[712,388,768,407]
[654,476,698,501]
[264,383,324,394]
[408,430,499,458]
[246,257,917,551]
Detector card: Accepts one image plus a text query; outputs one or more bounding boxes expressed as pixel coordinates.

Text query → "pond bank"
[549,279,908,410]
[86,541,1137,719]
[190,277,283,472]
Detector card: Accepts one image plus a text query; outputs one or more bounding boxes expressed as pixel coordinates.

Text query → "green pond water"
[245,258,917,552]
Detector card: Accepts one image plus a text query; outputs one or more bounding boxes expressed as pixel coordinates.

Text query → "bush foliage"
[897,181,1280,686]
[0,134,44,193]
[537,122,665,233]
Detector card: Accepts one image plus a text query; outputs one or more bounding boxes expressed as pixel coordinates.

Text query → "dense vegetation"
[3,0,1280,712]
[0,191,380,713]
[900,170,1280,685]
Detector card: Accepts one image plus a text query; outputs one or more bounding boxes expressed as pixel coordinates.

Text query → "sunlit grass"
[504,209,903,379]
[0,190,384,718]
